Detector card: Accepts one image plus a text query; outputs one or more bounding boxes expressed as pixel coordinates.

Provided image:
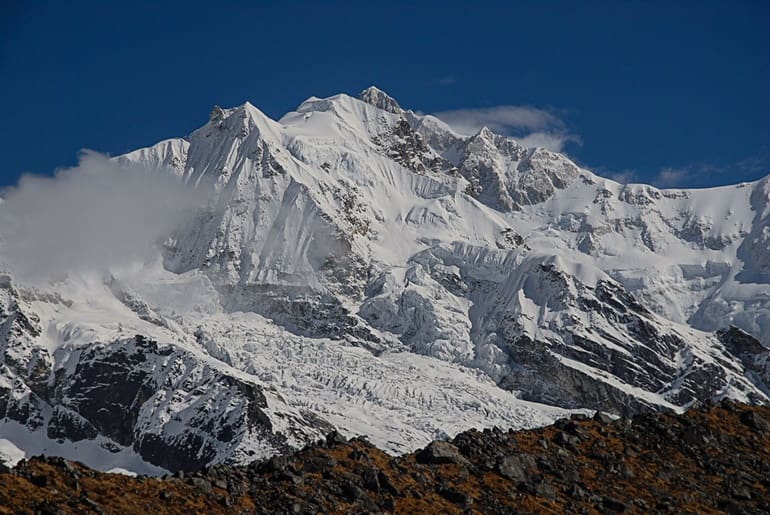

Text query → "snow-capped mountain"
[1,87,769,473]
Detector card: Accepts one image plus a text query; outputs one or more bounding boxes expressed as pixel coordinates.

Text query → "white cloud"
[606,170,638,184]
[433,105,559,134]
[651,151,770,188]
[0,151,205,283]
[595,153,769,187]
[654,167,690,188]
[516,132,581,153]
[432,105,578,152]
[437,76,457,86]
[600,166,713,188]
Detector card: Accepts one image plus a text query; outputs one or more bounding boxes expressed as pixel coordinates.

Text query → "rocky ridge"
[1,401,768,514]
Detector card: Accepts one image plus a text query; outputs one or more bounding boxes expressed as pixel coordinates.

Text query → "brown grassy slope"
[1,400,768,514]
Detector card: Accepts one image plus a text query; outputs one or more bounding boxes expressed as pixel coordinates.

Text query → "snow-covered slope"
[1,87,768,473]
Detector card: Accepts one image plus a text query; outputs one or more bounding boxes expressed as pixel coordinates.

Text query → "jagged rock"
[46,406,98,442]
[567,484,588,501]
[360,468,380,492]
[682,425,710,446]
[325,431,348,447]
[189,477,213,493]
[437,486,470,505]
[593,412,615,424]
[553,431,581,451]
[739,410,770,433]
[415,441,470,466]
[496,454,537,482]
[377,471,401,497]
[602,496,627,512]
[535,481,557,501]
[341,481,363,501]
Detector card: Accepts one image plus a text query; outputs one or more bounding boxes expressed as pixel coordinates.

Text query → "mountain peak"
[475,126,496,139]
[359,86,402,114]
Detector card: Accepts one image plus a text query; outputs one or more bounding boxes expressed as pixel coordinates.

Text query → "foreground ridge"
[1,401,768,514]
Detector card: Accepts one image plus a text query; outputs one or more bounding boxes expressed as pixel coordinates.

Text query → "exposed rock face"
[49,336,326,472]
[359,86,402,114]
[452,128,581,211]
[1,276,330,472]
[492,268,769,414]
[1,403,768,514]
[0,276,47,431]
[395,246,770,416]
[718,326,770,391]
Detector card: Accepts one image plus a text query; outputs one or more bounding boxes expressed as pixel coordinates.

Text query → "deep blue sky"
[1,0,768,188]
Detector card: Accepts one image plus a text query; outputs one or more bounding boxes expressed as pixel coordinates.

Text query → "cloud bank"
[432,105,579,152]
[0,151,205,283]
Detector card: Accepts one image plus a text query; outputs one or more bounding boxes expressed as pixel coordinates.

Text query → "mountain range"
[1,87,768,474]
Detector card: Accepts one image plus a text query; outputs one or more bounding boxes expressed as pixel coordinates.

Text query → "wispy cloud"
[433,105,561,134]
[516,132,580,152]
[652,151,769,188]
[653,167,690,188]
[596,148,769,188]
[605,169,638,184]
[437,76,457,86]
[432,105,578,152]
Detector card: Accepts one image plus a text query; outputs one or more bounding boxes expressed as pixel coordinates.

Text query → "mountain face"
[1,87,769,473]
